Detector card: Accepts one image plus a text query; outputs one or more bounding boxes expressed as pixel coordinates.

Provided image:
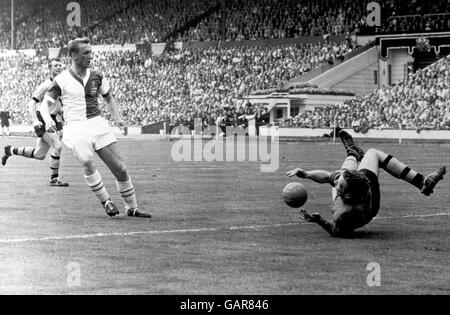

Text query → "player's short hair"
[341,170,370,205]
[68,37,90,57]
[48,58,61,68]
[332,171,371,234]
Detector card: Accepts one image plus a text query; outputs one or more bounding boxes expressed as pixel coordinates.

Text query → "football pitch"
[0,136,449,295]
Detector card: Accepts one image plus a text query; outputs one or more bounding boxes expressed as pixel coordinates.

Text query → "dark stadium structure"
[0,0,449,296]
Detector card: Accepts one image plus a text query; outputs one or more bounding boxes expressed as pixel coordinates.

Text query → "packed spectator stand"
[286,55,450,132]
[0,0,449,134]
[1,0,449,49]
[0,39,356,127]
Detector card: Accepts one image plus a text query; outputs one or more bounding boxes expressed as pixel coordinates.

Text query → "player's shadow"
[341,230,398,240]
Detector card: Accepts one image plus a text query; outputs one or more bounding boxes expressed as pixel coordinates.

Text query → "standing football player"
[40,38,151,218]
[0,106,11,137]
[2,58,69,187]
[287,128,446,237]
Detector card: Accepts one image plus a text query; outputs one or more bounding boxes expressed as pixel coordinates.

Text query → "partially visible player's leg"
[341,156,358,172]
[359,148,446,196]
[2,137,49,166]
[96,141,151,218]
[34,137,51,161]
[71,139,119,217]
[42,132,69,186]
[357,149,380,176]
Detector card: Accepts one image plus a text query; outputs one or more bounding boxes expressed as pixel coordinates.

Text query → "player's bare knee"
[53,142,62,154]
[34,151,47,161]
[75,151,95,167]
[111,162,128,181]
[365,148,379,158]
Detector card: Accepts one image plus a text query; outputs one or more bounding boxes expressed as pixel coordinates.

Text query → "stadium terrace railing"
[179,35,349,51]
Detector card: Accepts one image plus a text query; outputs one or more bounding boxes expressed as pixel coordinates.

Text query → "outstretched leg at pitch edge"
[359,149,446,196]
[73,140,120,217]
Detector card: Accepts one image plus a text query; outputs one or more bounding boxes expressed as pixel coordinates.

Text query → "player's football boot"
[1,145,12,166]
[421,166,446,196]
[104,200,120,217]
[338,130,365,162]
[127,208,152,218]
[50,178,70,187]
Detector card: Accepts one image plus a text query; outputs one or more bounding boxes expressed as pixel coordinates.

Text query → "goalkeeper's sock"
[380,155,424,190]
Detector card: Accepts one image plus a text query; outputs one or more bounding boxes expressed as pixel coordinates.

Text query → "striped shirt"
[33,78,62,116]
[46,69,111,122]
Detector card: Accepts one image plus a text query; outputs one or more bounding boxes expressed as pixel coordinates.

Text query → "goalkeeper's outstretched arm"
[287,168,333,184]
[299,210,346,238]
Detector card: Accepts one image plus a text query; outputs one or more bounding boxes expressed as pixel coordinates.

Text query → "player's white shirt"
[44,68,116,150]
[33,78,62,116]
[46,69,111,122]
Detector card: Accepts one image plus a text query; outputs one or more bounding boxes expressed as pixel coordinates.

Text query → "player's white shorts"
[63,116,117,151]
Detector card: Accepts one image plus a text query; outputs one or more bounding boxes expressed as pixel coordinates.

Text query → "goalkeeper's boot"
[338,130,365,162]
[422,167,446,196]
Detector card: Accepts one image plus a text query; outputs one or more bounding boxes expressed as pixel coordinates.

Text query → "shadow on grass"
[341,230,399,240]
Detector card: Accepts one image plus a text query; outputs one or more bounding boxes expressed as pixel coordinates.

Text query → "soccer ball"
[283,182,308,208]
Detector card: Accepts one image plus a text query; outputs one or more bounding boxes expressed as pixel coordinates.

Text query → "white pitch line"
[0,213,448,245]
[0,223,301,244]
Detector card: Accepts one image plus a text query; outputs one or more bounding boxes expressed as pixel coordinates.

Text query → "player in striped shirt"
[2,58,69,187]
[40,38,151,218]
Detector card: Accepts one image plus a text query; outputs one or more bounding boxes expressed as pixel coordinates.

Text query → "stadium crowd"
[1,0,449,49]
[287,55,450,132]
[0,39,355,126]
[0,0,218,49]
[1,49,449,132]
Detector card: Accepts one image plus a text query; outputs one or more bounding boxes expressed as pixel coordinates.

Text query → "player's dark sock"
[338,130,365,161]
[50,155,60,180]
[380,155,425,189]
[12,147,36,159]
